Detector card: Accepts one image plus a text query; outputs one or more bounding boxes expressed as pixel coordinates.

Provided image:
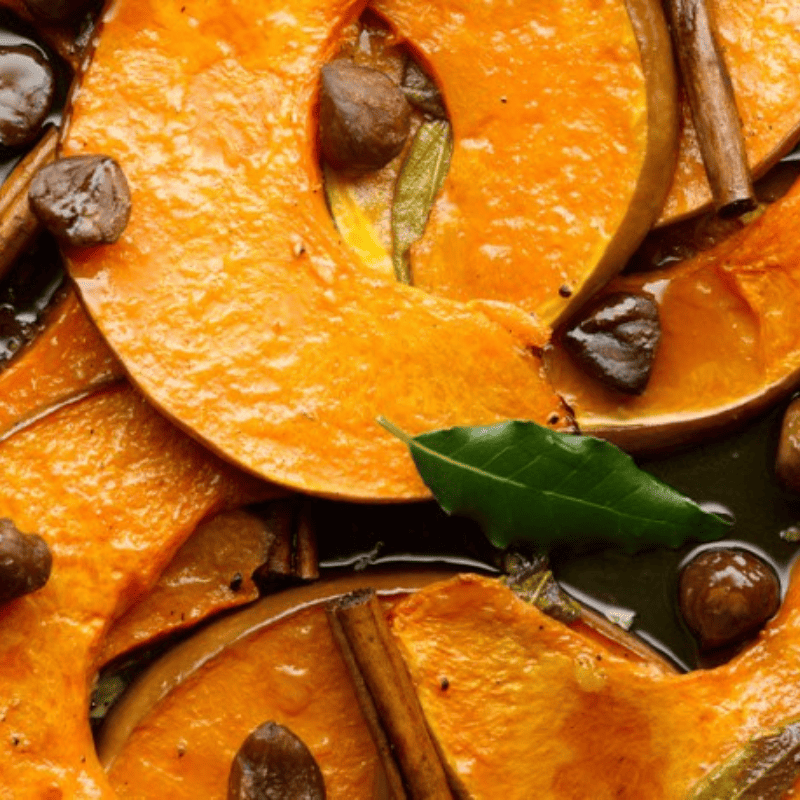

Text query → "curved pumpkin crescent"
[0,385,276,798]
[64,0,672,501]
[89,569,800,797]
[0,289,122,442]
[372,0,678,327]
[97,571,675,796]
[546,174,800,453]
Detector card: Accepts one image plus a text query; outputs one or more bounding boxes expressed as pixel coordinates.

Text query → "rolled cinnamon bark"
[665,0,756,217]
[327,589,453,800]
[0,125,57,281]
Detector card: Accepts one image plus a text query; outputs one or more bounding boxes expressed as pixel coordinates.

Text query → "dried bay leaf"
[391,119,452,283]
[688,717,800,799]
[380,418,731,552]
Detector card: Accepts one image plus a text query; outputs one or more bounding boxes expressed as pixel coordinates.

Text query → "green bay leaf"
[391,119,453,284]
[380,418,731,552]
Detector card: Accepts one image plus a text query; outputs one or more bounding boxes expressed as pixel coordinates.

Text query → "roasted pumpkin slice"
[98,572,455,799]
[0,289,122,441]
[97,571,673,798]
[372,0,677,325]
[0,384,275,797]
[62,0,680,500]
[98,508,276,666]
[391,572,800,798]
[546,173,800,453]
[659,0,800,224]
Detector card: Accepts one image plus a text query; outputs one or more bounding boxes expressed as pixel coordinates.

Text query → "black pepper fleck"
[229,572,244,592]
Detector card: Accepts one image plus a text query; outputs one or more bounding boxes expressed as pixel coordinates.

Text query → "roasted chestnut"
[28,154,131,245]
[319,60,411,174]
[678,548,780,651]
[0,44,55,149]
[562,292,661,395]
[228,721,325,800]
[0,517,51,604]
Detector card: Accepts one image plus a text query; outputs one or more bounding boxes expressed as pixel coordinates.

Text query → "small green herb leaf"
[687,717,800,799]
[379,419,731,552]
[502,556,582,623]
[391,119,452,284]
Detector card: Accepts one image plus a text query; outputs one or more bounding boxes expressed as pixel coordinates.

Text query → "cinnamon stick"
[0,125,58,281]
[327,590,453,800]
[294,500,320,581]
[251,499,294,585]
[665,0,756,217]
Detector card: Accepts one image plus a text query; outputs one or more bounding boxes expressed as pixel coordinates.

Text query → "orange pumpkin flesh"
[390,572,800,797]
[98,572,457,798]
[60,0,687,499]
[98,509,275,666]
[0,289,122,441]
[547,173,800,453]
[658,0,800,225]
[1,0,792,796]
[371,0,677,327]
[0,385,275,797]
[97,571,673,798]
[96,570,800,799]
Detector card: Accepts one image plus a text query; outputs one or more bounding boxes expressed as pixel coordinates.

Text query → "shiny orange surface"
[548,173,800,451]
[64,0,629,501]
[372,0,659,324]
[99,509,274,666]
[107,603,382,799]
[100,570,800,798]
[659,0,800,223]
[0,290,123,440]
[0,385,273,799]
[391,572,800,798]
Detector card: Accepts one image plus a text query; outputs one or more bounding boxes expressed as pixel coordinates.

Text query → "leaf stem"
[377,417,413,446]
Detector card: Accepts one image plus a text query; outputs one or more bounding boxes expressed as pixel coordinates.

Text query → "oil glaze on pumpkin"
[371,0,677,325]
[547,173,800,453]
[95,570,800,799]
[0,289,122,440]
[0,385,274,799]
[63,0,678,500]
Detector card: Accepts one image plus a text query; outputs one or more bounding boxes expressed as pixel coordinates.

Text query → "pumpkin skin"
[0,385,275,799]
[61,0,681,500]
[546,173,800,453]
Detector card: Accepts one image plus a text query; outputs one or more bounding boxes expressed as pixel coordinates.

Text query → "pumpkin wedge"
[546,173,800,453]
[97,572,674,798]
[659,0,800,224]
[62,0,684,500]
[101,569,800,798]
[0,289,122,441]
[371,0,678,326]
[98,573,457,798]
[0,384,275,799]
[97,508,276,666]
[390,572,800,797]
